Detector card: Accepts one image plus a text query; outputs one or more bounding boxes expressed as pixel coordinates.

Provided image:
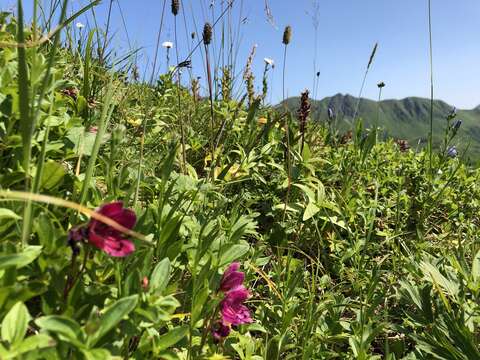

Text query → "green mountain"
[282,94,480,159]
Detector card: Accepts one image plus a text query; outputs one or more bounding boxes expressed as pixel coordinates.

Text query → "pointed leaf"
[150,258,171,294]
[303,202,320,221]
[35,315,85,348]
[0,208,21,221]
[87,295,138,347]
[1,302,30,344]
[219,243,249,266]
[0,246,43,270]
[155,325,189,352]
[472,250,480,283]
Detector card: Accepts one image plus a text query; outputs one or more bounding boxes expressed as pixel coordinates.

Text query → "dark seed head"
[282,25,292,45]
[203,23,212,45]
[297,90,311,133]
[377,81,385,88]
[171,0,180,16]
[367,42,378,69]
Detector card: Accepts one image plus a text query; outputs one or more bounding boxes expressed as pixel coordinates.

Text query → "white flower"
[76,22,85,29]
[162,41,174,49]
[264,57,274,66]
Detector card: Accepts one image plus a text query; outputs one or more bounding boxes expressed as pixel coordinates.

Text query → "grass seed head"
[203,23,213,45]
[171,0,180,16]
[282,25,292,45]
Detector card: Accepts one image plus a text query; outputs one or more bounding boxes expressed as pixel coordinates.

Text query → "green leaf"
[155,325,189,352]
[39,160,66,190]
[150,258,171,294]
[81,348,112,360]
[303,202,320,221]
[87,295,138,347]
[1,302,30,344]
[0,208,21,221]
[13,334,55,356]
[35,315,85,348]
[472,250,480,283]
[219,243,250,266]
[0,246,42,270]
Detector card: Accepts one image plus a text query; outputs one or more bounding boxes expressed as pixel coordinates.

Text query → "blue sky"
[8,0,480,108]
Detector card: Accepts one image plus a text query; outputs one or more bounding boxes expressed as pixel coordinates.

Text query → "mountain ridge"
[281,94,480,159]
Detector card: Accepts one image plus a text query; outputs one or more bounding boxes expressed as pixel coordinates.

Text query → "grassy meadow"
[0,1,480,359]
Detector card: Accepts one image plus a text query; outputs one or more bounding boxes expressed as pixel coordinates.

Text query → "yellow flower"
[257,117,268,125]
[127,118,142,127]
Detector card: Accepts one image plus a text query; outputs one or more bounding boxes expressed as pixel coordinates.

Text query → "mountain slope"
[282,94,480,159]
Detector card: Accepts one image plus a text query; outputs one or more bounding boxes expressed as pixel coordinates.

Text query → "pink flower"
[220,262,245,292]
[87,202,136,257]
[220,285,253,326]
[211,263,253,341]
[88,126,98,134]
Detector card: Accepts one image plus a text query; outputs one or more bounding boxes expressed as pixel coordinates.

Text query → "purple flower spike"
[220,262,245,292]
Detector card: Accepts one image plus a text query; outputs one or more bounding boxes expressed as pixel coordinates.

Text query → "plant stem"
[79,81,116,205]
[205,44,216,179]
[428,0,434,177]
[282,44,291,221]
[174,15,187,174]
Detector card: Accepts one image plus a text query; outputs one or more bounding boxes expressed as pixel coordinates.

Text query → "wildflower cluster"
[212,262,253,341]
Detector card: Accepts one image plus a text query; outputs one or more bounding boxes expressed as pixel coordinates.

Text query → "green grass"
[0,4,479,359]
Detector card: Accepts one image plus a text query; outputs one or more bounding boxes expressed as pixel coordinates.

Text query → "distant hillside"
[281,94,480,159]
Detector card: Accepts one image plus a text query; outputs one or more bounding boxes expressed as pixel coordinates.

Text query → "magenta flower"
[211,263,253,342]
[220,285,253,326]
[220,262,245,292]
[87,202,136,257]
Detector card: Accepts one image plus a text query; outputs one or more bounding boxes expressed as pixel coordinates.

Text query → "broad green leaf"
[0,246,42,270]
[420,261,459,298]
[1,302,30,344]
[43,115,64,126]
[303,202,320,221]
[13,334,55,356]
[472,250,480,283]
[0,208,21,220]
[81,348,112,360]
[150,258,171,294]
[293,183,316,202]
[35,316,85,348]
[155,325,189,352]
[87,295,138,347]
[66,126,98,156]
[219,243,249,266]
[39,160,66,190]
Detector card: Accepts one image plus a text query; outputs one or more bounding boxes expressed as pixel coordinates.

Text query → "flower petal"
[97,201,124,217]
[103,237,135,257]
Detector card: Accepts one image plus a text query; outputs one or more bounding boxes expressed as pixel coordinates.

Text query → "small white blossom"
[76,22,85,29]
[264,57,274,67]
[162,41,174,49]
